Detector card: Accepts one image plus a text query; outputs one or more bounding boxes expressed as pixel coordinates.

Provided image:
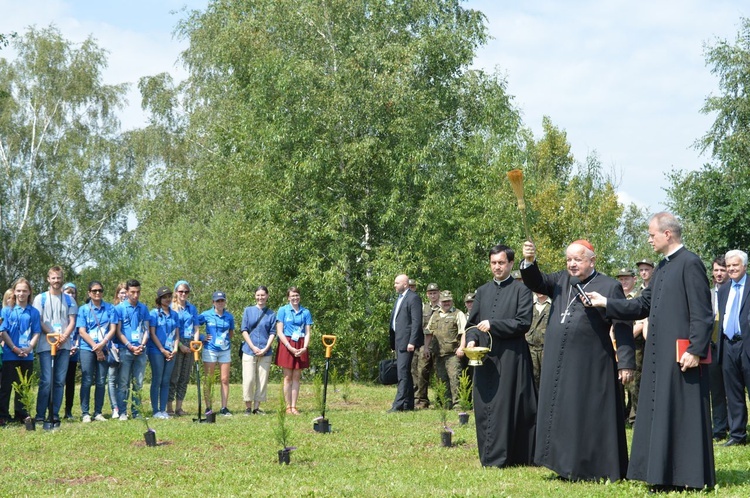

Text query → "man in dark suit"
[716,249,750,446]
[389,274,424,412]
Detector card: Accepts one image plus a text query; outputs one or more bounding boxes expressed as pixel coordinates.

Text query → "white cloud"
[468,0,747,211]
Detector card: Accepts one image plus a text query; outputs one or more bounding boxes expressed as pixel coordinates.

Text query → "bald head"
[394,274,409,294]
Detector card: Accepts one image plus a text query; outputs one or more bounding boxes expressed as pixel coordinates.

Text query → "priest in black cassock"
[464,244,536,467]
[588,212,715,492]
[520,239,635,482]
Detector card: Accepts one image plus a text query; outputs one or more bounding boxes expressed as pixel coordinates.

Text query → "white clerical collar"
[493,275,513,285]
[664,244,684,261]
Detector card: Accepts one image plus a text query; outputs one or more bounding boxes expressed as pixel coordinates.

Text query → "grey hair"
[725,249,748,266]
[649,212,682,241]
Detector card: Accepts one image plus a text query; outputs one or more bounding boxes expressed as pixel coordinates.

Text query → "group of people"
[0,267,315,425]
[388,212,718,492]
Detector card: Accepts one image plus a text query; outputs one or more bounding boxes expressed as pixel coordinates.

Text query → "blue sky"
[1,0,747,211]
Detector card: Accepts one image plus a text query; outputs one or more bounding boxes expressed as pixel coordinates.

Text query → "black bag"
[378,358,398,385]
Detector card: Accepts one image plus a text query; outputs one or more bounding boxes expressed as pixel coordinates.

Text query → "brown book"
[675,339,712,364]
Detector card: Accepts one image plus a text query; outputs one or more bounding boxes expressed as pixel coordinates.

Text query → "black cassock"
[521,263,634,481]
[606,247,715,489]
[466,276,536,467]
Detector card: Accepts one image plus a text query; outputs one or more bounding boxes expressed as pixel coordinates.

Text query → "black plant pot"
[458,412,470,425]
[144,430,157,447]
[205,412,216,423]
[441,431,452,447]
[313,418,331,433]
[278,449,291,465]
[24,417,35,431]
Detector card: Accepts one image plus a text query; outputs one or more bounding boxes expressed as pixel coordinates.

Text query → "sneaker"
[244,407,253,415]
[64,412,74,420]
[94,414,107,422]
[111,408,119,419]
[82,414,92,423]
[219,407,232,417]
[253,408,265,415]
[119,413,128,421]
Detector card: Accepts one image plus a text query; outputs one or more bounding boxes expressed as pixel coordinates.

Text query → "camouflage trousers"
[626,344,644,424]
[528,345,543,391]
[435,354,461,408]
[412,345,435,406]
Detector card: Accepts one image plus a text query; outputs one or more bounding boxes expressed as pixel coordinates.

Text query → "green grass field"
[1,381,748,497]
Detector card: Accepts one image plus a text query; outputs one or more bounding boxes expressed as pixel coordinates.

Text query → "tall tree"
[0,26,134,289]
[668,17,750,258]
[124,1,629,379]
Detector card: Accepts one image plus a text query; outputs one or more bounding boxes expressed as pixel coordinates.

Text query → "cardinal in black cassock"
[520,239,635,482]
[465,245,537,468]
[590,213,715,491]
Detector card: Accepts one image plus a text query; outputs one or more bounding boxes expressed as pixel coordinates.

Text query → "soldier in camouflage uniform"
[427,291,467,408]
[413,283,440,409]
[526,292,550,390]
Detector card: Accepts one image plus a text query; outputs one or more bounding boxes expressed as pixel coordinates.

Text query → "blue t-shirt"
[276,304,313,340]
[201,308,235,352]
[0,304,42,361]
[115,301,152,348]
[174,302,204,340]
[147,307,180,353]
[76,301,117,352]
[240,306,276,357]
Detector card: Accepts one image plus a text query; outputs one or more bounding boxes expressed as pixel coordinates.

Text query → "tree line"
[2,2,746,380]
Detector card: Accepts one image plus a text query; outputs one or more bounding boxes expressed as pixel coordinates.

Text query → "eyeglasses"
[90,289,104,293]
[177,290,190,294]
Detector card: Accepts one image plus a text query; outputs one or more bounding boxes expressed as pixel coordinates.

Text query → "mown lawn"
[1,380,748,497]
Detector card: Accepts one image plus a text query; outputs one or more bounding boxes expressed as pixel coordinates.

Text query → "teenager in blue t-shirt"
[201,291,235,416]
[0,278,42,425]
[240,286,276,414]
[167,280,203,416]
[115,279,151,420]
[274,286,313,415]
[76,281,117,422]
[148,286,180,419]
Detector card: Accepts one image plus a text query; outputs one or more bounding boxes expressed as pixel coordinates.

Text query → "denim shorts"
[202,348,231,364]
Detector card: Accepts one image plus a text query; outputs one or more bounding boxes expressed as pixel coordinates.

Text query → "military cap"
[439,290,453,302]
[426,283,439,292]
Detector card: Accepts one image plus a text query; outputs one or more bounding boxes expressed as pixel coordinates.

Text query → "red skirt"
[274,337,309,370]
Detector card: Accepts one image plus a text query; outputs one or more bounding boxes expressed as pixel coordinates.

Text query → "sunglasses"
[90,289,104,293]
[177,290,190,294]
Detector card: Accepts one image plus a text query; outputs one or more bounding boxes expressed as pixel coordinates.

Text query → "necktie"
[725,283,742,340]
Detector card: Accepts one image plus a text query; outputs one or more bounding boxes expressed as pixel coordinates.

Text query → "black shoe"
[253,408,265,415]
[723,438,746,447]
[64,413,74,420]
[713,433,727,442]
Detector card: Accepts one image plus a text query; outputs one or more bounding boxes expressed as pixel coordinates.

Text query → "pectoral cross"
[560,309,572,324]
